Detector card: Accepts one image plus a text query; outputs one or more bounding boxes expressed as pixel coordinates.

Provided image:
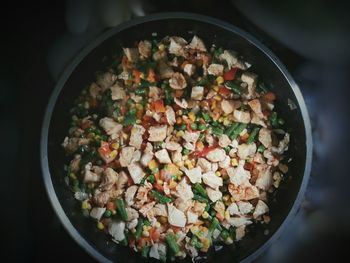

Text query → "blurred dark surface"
[1,0,349,262]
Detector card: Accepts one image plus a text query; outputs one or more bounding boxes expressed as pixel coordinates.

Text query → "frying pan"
[40,12,312,263]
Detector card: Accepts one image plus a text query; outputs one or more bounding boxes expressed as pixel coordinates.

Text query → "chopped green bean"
[225,81,242,95]
[150,190,173,204]
[116,198,128,221]
[193,183,208,198]
[229,123,247,139]
[193,194,209,203]
[141,245,151,258]
[134,218,144,240]
[247,127,260,144]
[165,233,180,254]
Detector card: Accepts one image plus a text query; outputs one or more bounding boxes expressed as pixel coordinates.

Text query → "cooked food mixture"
[62,35,290,261]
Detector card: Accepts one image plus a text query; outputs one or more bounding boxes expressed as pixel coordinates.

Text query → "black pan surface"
[41,12,312,263]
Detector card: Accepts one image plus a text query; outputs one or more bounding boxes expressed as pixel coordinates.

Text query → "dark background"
[1,0,350,262]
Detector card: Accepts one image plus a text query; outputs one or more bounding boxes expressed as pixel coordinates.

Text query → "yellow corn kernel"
[224,199,231,206]
[81,200,91,210]
[135,119,142,124]
[158,43,165,51]
[213,86,219,92]
[140,73,145,79]
[223,118,231,126]
[224,210,230,221]
[142,230,150,237]
[97,221,104,230]
[211,100,217,110]
[176,130,184,138]
[111,143,119,150]
[215,171,221,177]
[218,117,224,123]
[135,103,143,111]
[175,161,184,167]
[214,95,222,101]
[148,159,158,170]
[157,179,163,185]
[190,225,199,234]
[223,195,230,202]
[159,216,167,224]
[176,117,182,124]
[201,211,209,219]
[122,132,129,140]
[201,238,210,252]
[216,76,224,85]
[117,116,124,122]
[124,79,132,86]
[155,222,161,228]
[196,141,204,151]
[109,150,118,159]
[231,158,238,167]
[188,112,196,122]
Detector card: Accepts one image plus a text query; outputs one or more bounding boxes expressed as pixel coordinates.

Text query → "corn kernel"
[111,143,119,150]
[216,76,224,85]
[81,200,91,210]
[175,161,184,167]
[157,179,163,185]
[176,117,182,124]
[142,230,149,237]
[155,222,161,228]
[230,197,236,203]
[136,119,141,124]
[224,200,231,206]
[188,112,196,122]
[135,103,143,111]
[140,73,145,79]
[224,210,230,221]
[223,195,230,202]
[196,141,204,151]
[213,86,219,92]
[218,117,224,123]
[223,118,231,126]
[176,130,184,138]
[214,95,222,101]
[122,132,129,140]
[231,158,238,167]
[211,100,217,110]
[97,221,105,230]
[117,116,124,122]
[158,43,165,51]
[148,159,158,170]
[201,238,210,252]
[215,171,221,177]
[202,211,209,219]
[159,216,167,224]
[109,150,118,159]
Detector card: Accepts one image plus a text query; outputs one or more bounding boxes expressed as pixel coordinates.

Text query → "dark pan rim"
[40,12,313,263]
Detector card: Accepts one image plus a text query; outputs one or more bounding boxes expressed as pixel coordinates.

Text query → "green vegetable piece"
[103,210,112,218]
[193,194,209,203]
[122,111,136,126]
[175,123,187,131]
[201,112,211,122]
[141,245,151,258]
[165,233,180,254]
[229,123,247,140]
[191,236,203,249]
[208,217,220,236]
[220,229,230,240]
[147,174,155,184]
[116,198,128,221]
[247,127,260,144]
[212,126,224,136]
[150,190,173,204]
[225,81,242,95]
[182,148,191,155]
[194,183,208,198]
[224,122,239,136]
[197,123,206,131]
[258,144,266,153]
[190,123,198,130]
[135,87,148,96]
[134,218,144,240]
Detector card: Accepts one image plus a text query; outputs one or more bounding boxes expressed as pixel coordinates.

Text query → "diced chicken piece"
[99,167,118,191]
[233,110,251,124]
[119,146,136,167]
[241,72,257,99]
[110,83,126,100]
[206,90,216,99]
[140,152,153,167]
[248,99,264,119]
[149,244,160,260]
[207,63,224,76]
[125,185,138,206]
[197,158,212,173]
[219,50,238,69]
[171,150,182,163]
[152,49,167,61]
[69,154,81,173]
[149,86,161,99]
[123,47,139,62]
[228,184,260,201]
[167,203,186,227]
[214,201,225,217]
[165,106,176,125]
[158,60,174,79]
[138,40,152,58]
[184,167,202,184]
[211,162,219,172]
[99,117,123,138]
[89,82,100,98]
[235,226,246,241]
[174,97,188,109]
[259,128,272,148]
[151,203,168,217]
[219,134,231,148]
[127,218,138,230]
[84,162,100,183]
[191,86,204,100]
[134,182,152,208]
[253,152,265,164]
[192,201,207,215]
[221,100,240,114]
[227,161,251,187]
[271,133,290,154]
[237,143,257,159]
[165,141,182,151]
[251,113,267,127]
[155,149,172,164]
[116,171,129,191]
[188,35,207,52]
[139,201,156,218]
[130,92,143,103]
[126,207,139,222]
[202,171,223,189]
[127,162,145,184]
[219,155,230,169]
[109,221,126,242]
[96,71,116,91]
[187,210,198,224]
[129,125,145,149]
[174,198,193,212]
[263,149,279,167]
[117,71,129,80]
[131,150,141,163]
[206,148,226,162]
[205,134,214,146]
[227,202,240,216]
[255,164,273,191]
[227,217,252,227]
[175,178,194,200]
[169,72,187,90]
[90,207,106,221]
[206,187,222,202]
[168,36,187,57]
[148,125,167,142]
[253,200,269,218]
[183,131,200,144]
[237,201,253,214]
[183,63,196,76]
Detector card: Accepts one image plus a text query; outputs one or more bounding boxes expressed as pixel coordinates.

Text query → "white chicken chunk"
[155,149,172,164]
[109,221,126,242]
[140,152,153,167]
[235,226,246,241]
[248,99,264,119]
[253,200,269,218]
[165,141,182,151]
[219,50,238,69]
[237,143,257,159]
[202,171,223,189]
[259,128,272,148]
[196,158,212,173]
[206,148,226,162]
[219,155,230,169]
[227,202,240,216]
[99,117,122,138]
[169,72,187,90]
[168,36,187,57]
[89,82,100,98]
[84,162,100,183]
[119,146,136,167]
[165,106,176,125]
[183,167,202,184]
[183,63,196,76]
[241,72,257,99]
[237,201,253,214]
[227,217,252,227]
[251,113,267,127]
[174,97,188,109]
[227,161,251,187]
[171,150,182,163]
[110,83,126,100]
[221,100,240,114]
[158,61,174,79]
[206,187,222,202]
[127,162,145,184]
[148,125,167,142]
[183,131,200,144]
[90,207,106,221]
[126,207,139,222]
[188,35,207,52]
[167,203,186,227]
[125,185,138,206]
[123,47,139,62]
[96,71,116,91]
[219,134,231,148]
[271,133,290,154]
[233,110,251,124]
[99,167,118,191]
[207,63,224,76]
[149,244,160,260]
[186,210,198,224]
[175,178,194,200]
[255,164,273,190]
[138,40,152,58]
[129,125,145,150]
[191,86,204,100]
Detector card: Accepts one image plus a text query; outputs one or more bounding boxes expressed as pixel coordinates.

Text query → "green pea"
[190,123,198,130]
[197,123,206,131]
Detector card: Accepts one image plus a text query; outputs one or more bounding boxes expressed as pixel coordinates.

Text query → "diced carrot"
[180,60,189,69]
[223,67,238,81]
[154,183,164,192]
[151,100,166,113]
[244,162,254,171]
[216,212,224,222]
[174,89,184,98]
[168,180,177,190]
[106,201,116,211]
[147,69,157,82]
[218,86,231,97]
[133,69,142,84]
[98,141,111,155]
[263,92,276,102]
[149,228,161,241]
